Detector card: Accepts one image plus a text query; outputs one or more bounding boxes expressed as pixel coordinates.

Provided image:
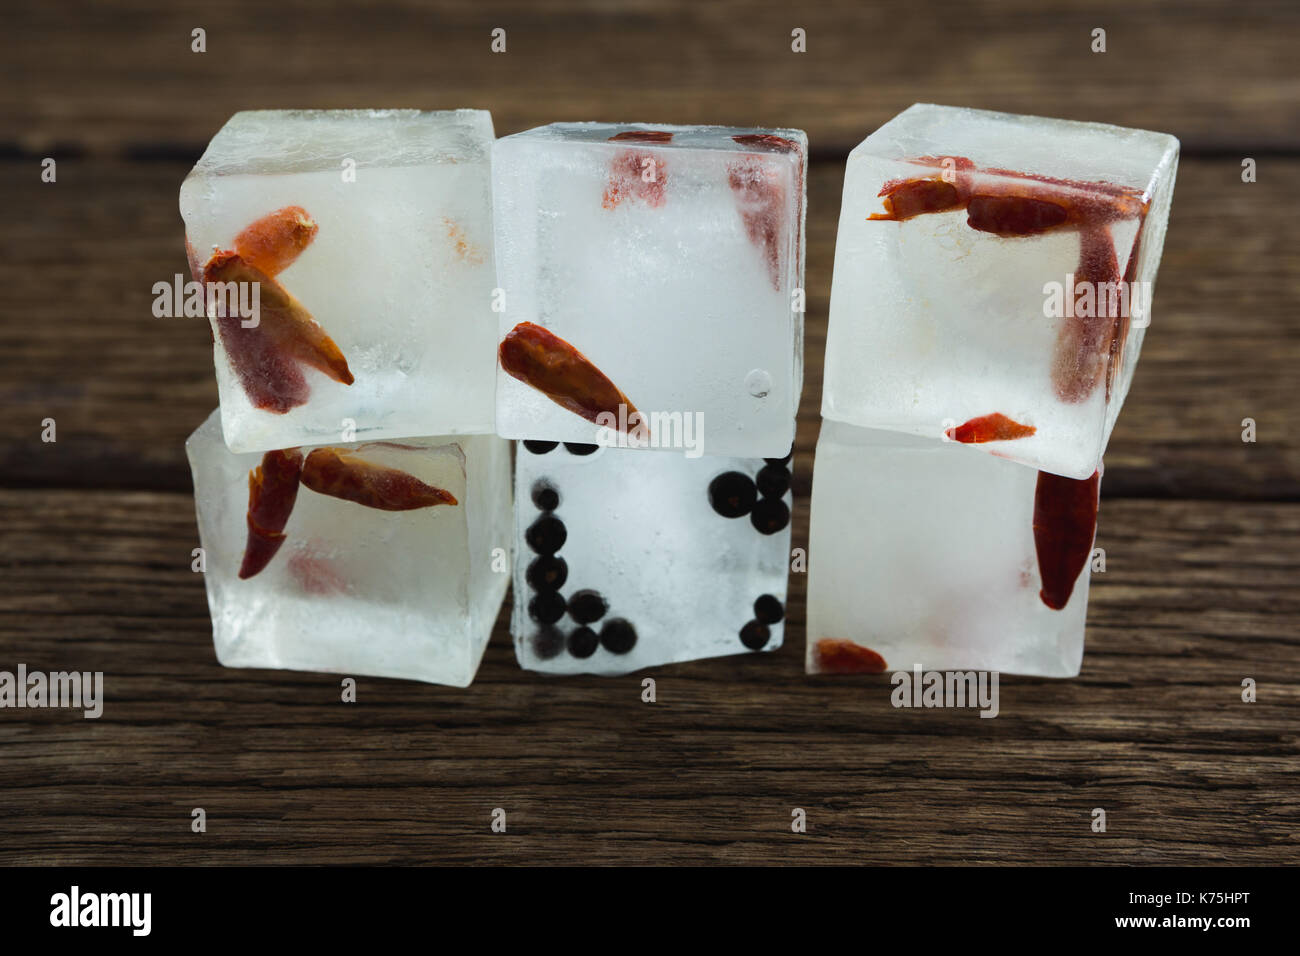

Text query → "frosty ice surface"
[181,109,498,453]
[822,104,1178,479]
[493,123,807,459]
[513,439,794,674]
[806,421,1099,678]
[186,410,511,687]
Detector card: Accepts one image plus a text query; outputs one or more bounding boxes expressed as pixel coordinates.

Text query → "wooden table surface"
[1,1,1297,865]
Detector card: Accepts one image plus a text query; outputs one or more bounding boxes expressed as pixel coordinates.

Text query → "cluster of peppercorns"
[522,441,637,660]
[706,448,791,647]
[522,440,790,659]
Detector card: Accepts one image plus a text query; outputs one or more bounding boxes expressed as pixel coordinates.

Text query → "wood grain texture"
[0,491,1295,864]
[0,0,1296,867]
[4,0,1300,156]
[2,158,1297,498]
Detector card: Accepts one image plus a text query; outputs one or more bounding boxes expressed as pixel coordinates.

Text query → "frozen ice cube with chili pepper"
[513,439,793,674]
[492,123,807,459]
[185,410,512,687]
[822,104,1178,479]
[806,421,1099,678]
[180,109,499,454]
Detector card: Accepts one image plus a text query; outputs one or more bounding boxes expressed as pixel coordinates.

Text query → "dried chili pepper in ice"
[300,447,459,511]
[239,448,304,579]
[1051,225,1121,404]
[870,157,1145,232]
[813,639,888,674]
[868,156,1150,403]
[602,149,667,209]
[232,205,318,277]
[498,322,644,433]
[608,130,673,143]
[1033,469,1100,610]
[946,412,1037,444]
[728,156,788,291]
[731,134,804,291]
[203,251,353,413]
[732,134,801,154]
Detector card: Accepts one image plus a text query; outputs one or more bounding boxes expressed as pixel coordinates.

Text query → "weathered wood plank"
[1,0,1294,873]
[4,0,1299,157]
[1,157,1296,498]
[0,490,1295,864]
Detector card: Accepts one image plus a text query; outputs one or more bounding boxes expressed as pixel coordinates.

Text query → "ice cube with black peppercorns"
[512,440,794,674]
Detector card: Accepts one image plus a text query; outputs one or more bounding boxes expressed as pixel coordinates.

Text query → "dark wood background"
[1,1,1296,865]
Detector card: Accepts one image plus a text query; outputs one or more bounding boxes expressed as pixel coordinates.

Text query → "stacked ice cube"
[179,103,1167,686]
[182,110,511,687]
[492,123,807,674]
[808,105,1178,677]
[181,109,500,450]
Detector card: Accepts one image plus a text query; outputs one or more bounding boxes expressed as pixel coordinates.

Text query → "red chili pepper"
[868,156,1150,403]
[870,155,975,222]
[300,447,459,511]
[732,134,805,289]
[870,179,963,221]
[1033,469,1100,610]
[204,251,353,413]
[232,205,318,277]
[967,194,1069,236]
[602,149,667,209]
[239,448,304,579]
[1051,225,1122,403]
[498,322,644,433]
[813,639,888,674]
[872,157,1145,230]
[946,412,1037,443]
[608,130,673,143]
[732,134,800,153]
[728,156,788,291]
[214,314,311,413]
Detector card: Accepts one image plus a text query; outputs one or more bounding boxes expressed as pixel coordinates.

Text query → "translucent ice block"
[822,104,1178,479]
[186,410,512,686]
[493,123,807,459]
[806,420,1100,678]
[513,440,794,674]
[181,109,498,453]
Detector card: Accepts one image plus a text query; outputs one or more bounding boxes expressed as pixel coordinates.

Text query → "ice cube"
[513,440,794,674]
[186,410,512,687]
[806,420,1099,678]
[822,104,1178,479]
[180,109,498,453]
[492,123,807,459]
